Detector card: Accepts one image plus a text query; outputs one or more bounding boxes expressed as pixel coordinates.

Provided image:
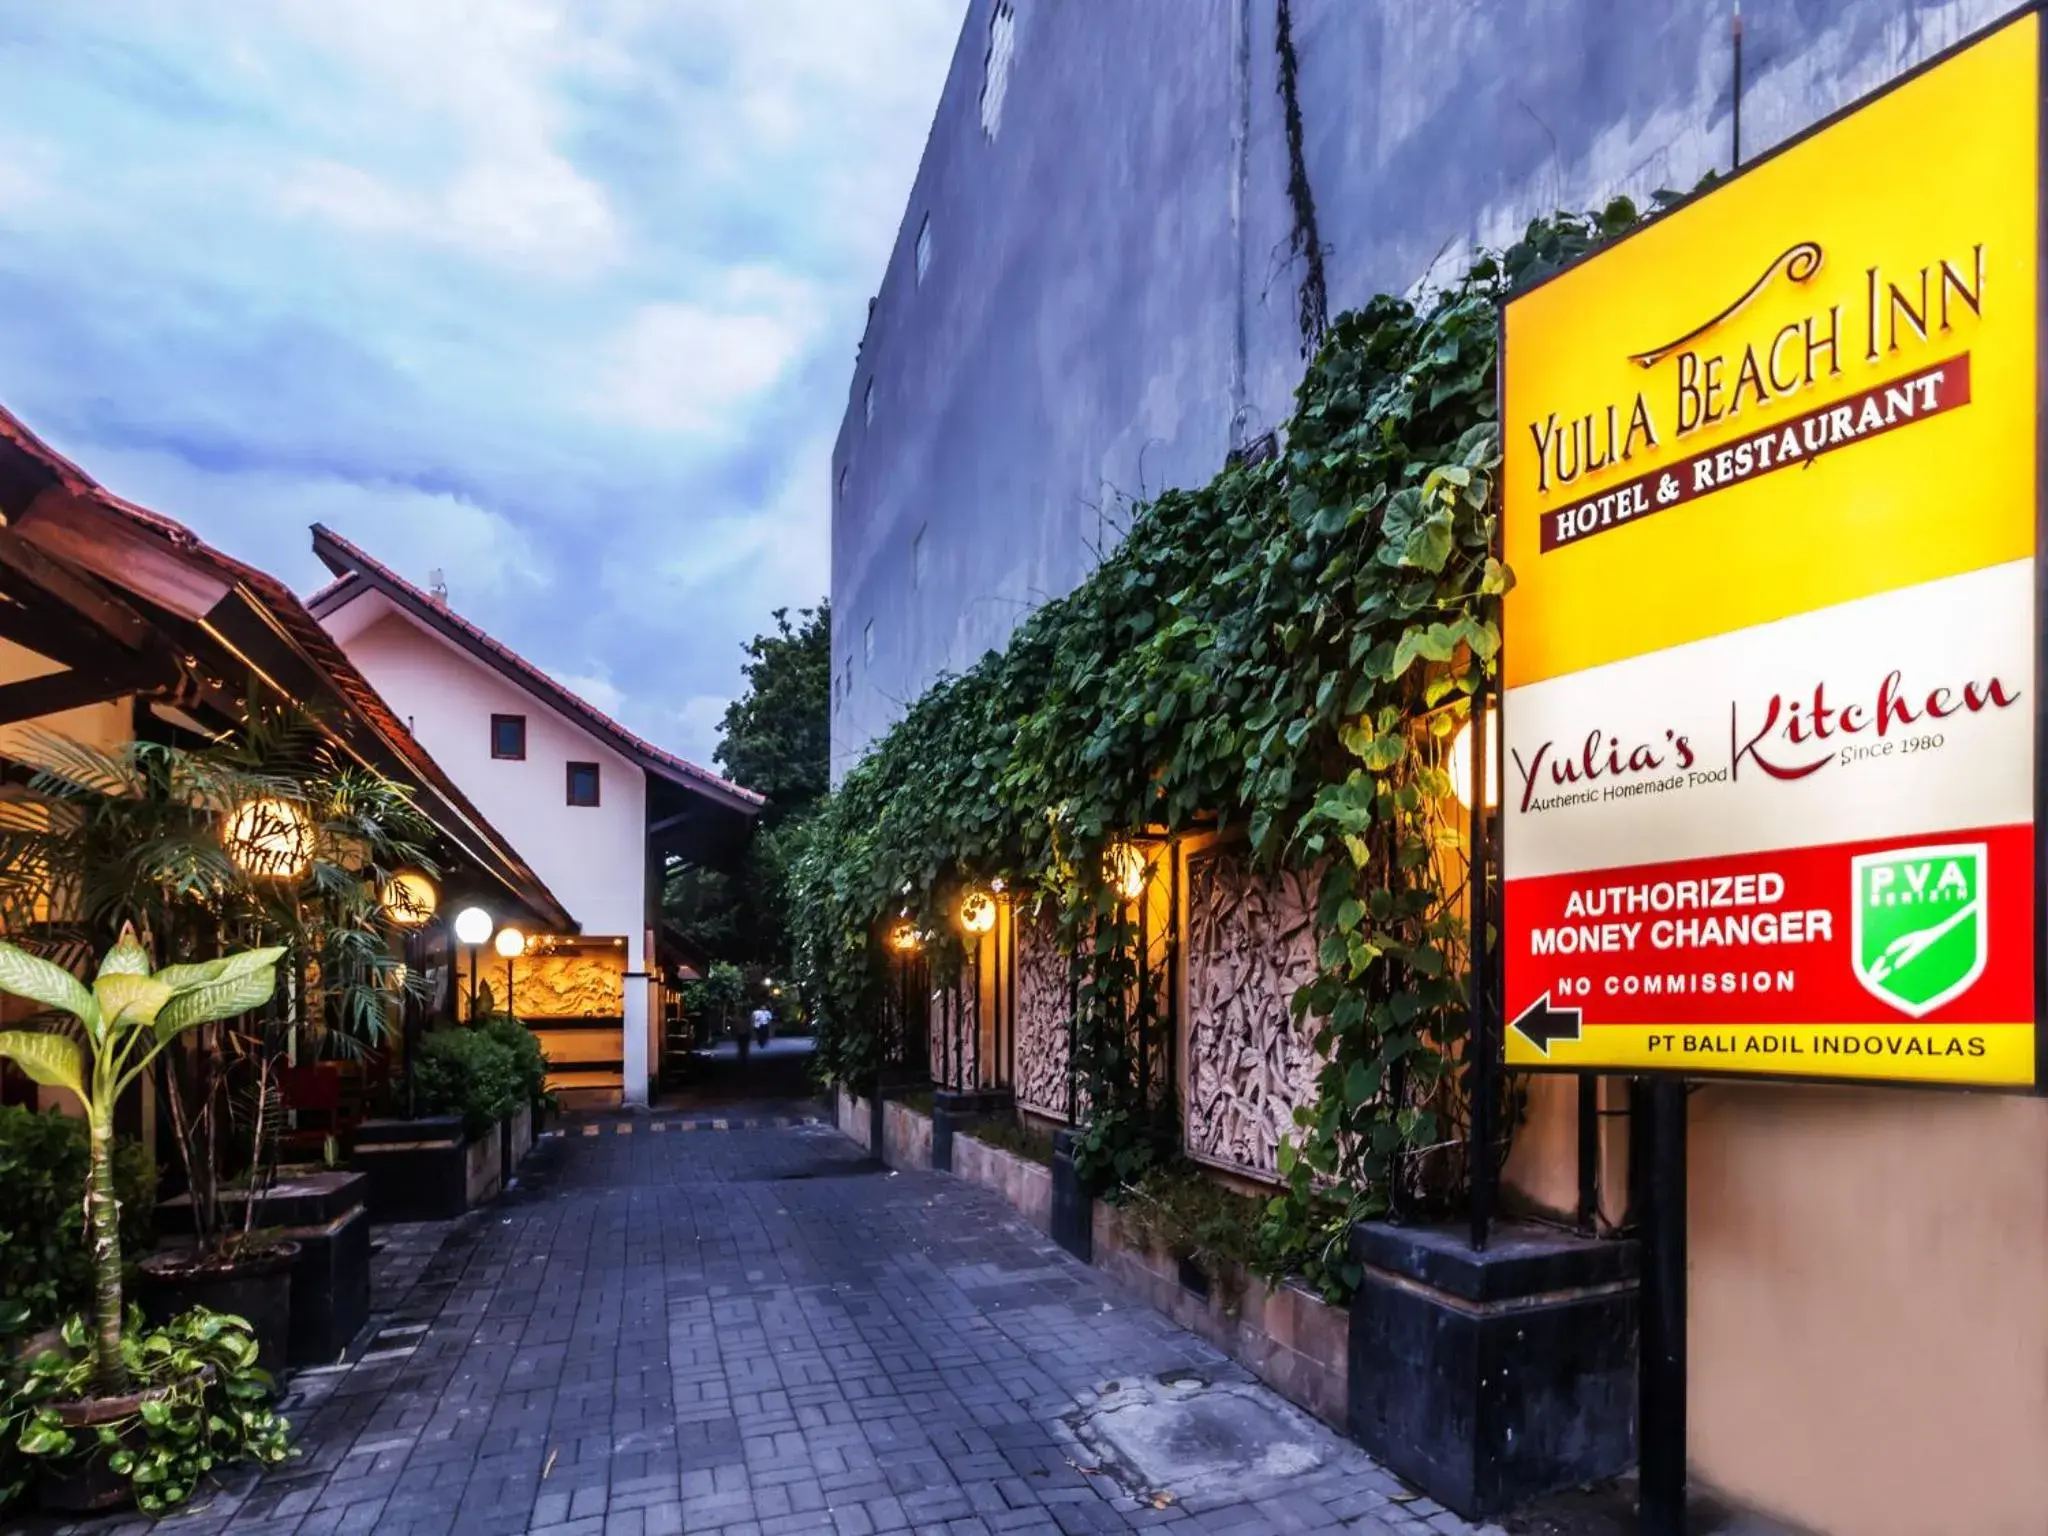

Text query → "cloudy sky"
[0,1,961,768]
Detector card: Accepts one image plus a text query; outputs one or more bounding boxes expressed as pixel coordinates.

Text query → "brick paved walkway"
[52,1110,1501,1536]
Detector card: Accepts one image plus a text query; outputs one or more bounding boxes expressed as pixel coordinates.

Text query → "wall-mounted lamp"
[224,797,316,881]
[958,888,997,935]
[1105,840,1151,902]
[886,917,922,953]
[1449,706,1500,811]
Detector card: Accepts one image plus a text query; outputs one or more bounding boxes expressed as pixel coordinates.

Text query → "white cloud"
[552,670,629,719]
[670,693,735,765]
[257,0,628,276]
[63,443,547,611]
[594,268,823,434]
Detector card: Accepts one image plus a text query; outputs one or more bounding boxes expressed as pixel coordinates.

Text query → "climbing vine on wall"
[791,196,1670,1299]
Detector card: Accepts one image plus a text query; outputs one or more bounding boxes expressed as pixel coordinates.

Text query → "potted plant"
[0,713,436,1369]
[0,928,294,1511]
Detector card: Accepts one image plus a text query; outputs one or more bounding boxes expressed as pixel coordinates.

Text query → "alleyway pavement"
[42,1105,1504,1536]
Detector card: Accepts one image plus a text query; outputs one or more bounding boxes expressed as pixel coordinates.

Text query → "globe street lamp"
[494,926,526,1016]
[453,905,492,1020]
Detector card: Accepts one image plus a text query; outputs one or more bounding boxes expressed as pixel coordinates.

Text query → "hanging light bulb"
[223,797,316,881]
[1105,840,1150,901]
[1449,707,1500,811]
[958,888,997,935]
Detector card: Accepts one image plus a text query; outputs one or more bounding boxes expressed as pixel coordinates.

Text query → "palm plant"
[0,930,283,1395]
[0,694,437,1253]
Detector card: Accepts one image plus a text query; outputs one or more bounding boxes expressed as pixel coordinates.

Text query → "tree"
[664,602,829,971]
[713,602,829,824]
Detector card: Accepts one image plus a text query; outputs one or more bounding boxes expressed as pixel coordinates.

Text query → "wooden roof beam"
[0,526,152,650]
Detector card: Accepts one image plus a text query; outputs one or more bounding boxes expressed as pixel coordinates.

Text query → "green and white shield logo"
[1850,842,1988,1017]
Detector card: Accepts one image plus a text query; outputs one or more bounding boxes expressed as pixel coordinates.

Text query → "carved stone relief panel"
[506,942,626,1018]
[1013,908,1071,1119]
[1182,847,1325,1180]
[927,970,980,1089]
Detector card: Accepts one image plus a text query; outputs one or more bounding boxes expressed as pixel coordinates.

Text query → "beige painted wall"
[1508,1081,2048,1535]
[1688,1085,2048,1536]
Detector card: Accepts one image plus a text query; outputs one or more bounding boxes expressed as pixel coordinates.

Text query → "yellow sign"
[1498,11,2040,1088]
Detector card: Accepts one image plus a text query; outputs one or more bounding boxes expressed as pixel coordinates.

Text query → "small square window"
[837,465,849,502]
[863,619,875,665]
[915,215,933,283]
[911,525,928,589]
[567,762,600,807]
[863,379,875,427]
[491,714,526,760]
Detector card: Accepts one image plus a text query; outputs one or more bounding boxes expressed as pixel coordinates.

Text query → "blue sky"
[0,1,961,768]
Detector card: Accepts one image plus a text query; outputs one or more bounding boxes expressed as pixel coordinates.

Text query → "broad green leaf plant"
[0,928,282,1396]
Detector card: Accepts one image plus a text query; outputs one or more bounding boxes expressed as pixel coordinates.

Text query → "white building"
[307,526,761,1107]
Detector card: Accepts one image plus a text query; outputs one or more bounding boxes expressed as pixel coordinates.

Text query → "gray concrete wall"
[830,0,2011,778]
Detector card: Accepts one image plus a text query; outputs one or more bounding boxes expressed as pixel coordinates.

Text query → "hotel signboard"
[1499,10,2041,1087]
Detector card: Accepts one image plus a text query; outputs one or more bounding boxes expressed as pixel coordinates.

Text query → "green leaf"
[1399,510,1455,573]
[0,942,95,1025]
[95,972,174,1030]
[152,950,270,991]
[97,928,152,978]
[154,955,285,1041]
[17,1422,71,1456]
[0,1031,85,1098]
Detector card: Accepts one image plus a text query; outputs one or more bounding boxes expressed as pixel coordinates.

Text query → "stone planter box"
[155,1170,371,1368]
[930,1088,1012,1171]
[500,1101,535,1186]
[1050,1127,1093,1262]
[835,1086,874,1151]
[464,1121,503,1207]
[352,1116,502,1222]
[951,1131,1053,1231]
[881,1098,932,1170]
[1346,1219,1639,1519]
[1093,1202,1350,1428]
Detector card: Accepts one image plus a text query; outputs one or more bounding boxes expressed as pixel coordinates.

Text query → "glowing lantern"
[453,906,494,946]
[959,888,997,935]
[886,918,922,953]
[381,869,438,927]
[1449,707,1500,811]
[1105,840,1150,902]
[224,797,315,881]
[494,926,527,959]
